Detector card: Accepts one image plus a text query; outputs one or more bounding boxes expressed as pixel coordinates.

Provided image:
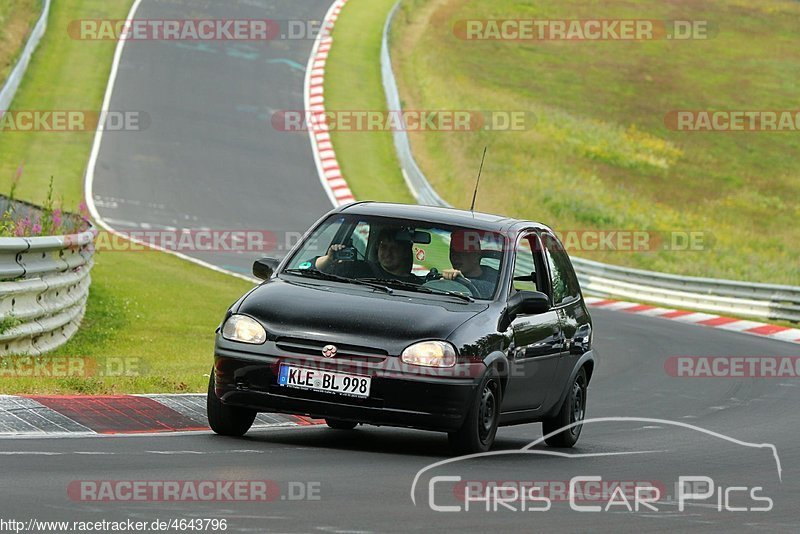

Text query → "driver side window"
[542,232,580,305]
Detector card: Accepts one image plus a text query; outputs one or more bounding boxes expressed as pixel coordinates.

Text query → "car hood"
[235,277,489,354]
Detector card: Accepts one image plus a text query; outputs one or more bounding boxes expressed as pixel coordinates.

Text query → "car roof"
[336,201,549,233]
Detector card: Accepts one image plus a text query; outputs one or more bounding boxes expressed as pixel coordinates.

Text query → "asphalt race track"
[91,0,333,275]
[3,308,798,531]
[14,0,797,531]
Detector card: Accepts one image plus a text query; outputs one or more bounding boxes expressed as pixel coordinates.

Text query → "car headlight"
[222,314,267,344]
[401,341,456,367]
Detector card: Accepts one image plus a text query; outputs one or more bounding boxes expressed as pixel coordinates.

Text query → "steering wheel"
[453,274,479,296]
[425,268,480,296]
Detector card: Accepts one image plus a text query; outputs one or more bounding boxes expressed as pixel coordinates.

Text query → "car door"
[502,232,565,412]
[540,231,592,390]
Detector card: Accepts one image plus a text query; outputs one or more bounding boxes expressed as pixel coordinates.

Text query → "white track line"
[304,0,355,208]
[84,0,257,283]
[589,299,800,345]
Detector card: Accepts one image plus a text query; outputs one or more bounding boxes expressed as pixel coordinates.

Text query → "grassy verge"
[0,0,253,394]
[327,0,800,287]
[0,0,126,205]
[0,0,41,82]
[7,249,251,394]
[325,0,413,203]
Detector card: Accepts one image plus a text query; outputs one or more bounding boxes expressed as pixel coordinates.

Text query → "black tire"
[325,418,358,430]
[207,371,256,437]
[448,368,501,455]
[543,367,588,448]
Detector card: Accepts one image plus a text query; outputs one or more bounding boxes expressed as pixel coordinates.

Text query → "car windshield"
[282,214,506,300]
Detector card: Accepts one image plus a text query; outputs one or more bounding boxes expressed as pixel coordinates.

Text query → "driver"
[442,229,498,298]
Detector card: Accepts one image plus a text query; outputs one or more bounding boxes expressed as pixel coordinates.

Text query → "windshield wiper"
[358,278,474,302]
[282,268,393,293]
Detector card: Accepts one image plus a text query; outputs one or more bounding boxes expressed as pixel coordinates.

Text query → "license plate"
[278,364,371,398]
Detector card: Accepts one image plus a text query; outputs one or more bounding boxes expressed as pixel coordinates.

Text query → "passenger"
[442,229,499,298]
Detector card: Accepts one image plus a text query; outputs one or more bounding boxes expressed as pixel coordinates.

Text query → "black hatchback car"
[208,202,594,453]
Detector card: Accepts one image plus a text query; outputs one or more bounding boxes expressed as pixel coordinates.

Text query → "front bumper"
[214,342,484,432]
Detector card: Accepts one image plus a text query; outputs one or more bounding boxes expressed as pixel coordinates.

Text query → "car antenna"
[470,146,488,214]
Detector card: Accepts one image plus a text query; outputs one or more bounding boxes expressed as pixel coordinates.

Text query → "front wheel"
[448,368,501,455]
[207,371,256,437]
[542,367,588,448]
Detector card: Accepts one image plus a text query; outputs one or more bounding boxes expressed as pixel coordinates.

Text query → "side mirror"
[509,290,550,317]
[253,257,280,280]
[520,290,550,315]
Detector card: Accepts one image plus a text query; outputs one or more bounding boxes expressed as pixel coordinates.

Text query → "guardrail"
[572,257,800,323]
[0,199,96,356]
[0,1,96,355]
[381,2,450,208]
[0,0,51,111]
[381,0,800,323]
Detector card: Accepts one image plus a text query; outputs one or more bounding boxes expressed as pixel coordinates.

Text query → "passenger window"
[411,228,445,272]
[511,236,538,292]
[351,221,370,258]
[481,257,500,271]
[542,233,580,305]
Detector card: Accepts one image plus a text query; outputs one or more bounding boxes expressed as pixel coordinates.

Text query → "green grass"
[327,0,800,286]
[0,0,129,206]
[0,0,41,82]
[0,0,254,394]
[325,0,414,203]
[3,248,251,394]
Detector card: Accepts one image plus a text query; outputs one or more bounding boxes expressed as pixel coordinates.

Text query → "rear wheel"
[448,368,501,455]
[207,371,256,436]
[543,367,588,448]
[325,418,358,430]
